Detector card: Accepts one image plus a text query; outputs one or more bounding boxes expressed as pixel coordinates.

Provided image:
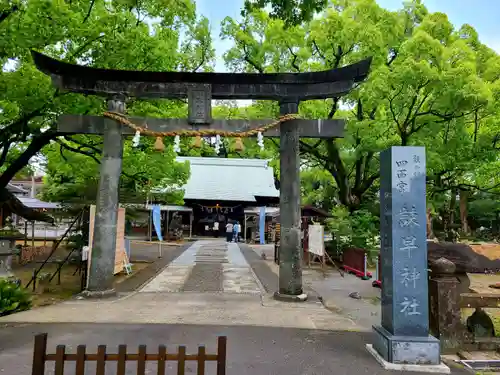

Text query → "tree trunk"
[459,190,469,234]
[426,208,435,239]
[449,188,457,226]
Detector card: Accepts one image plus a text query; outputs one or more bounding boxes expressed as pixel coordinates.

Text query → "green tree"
[242,0,327,26]
[221,0,500,247]
[0,0,214,220]
[222,1,499,206]
[41,135,190,205]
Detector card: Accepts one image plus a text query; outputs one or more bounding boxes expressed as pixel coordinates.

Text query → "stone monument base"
[273,291,308,302]
[366,345,450,373]
[372,325,442,366]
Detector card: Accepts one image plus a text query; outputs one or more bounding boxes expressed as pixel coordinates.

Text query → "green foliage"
[222,0,500,240]
[0,279,32,316]
[0,0,213,205]
[327,206,379,251]
[41,136,190,205]
[242,0,328,26]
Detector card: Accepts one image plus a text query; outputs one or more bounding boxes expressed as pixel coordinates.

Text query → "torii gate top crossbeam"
[31,51,372,101]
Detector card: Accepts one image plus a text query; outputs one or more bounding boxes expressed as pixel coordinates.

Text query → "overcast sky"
[195,0,500,72]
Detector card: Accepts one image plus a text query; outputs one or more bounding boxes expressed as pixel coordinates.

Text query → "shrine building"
[133,156,280,239]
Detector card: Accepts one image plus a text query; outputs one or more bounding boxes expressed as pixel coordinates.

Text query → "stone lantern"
[0,217,23,279]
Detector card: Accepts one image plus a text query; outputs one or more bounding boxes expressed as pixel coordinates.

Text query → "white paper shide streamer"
[214,134,221,154]
[257,131,264,151]
[173,135,181,153]
[132,131,141,147]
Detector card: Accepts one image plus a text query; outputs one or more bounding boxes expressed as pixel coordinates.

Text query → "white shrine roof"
[175,157,279,202]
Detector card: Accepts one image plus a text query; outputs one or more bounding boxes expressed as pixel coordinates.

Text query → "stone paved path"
[140,240,261,294]
[0,240,360,331]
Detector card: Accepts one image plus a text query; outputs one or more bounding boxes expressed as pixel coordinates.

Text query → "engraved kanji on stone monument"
[372,146,441,366]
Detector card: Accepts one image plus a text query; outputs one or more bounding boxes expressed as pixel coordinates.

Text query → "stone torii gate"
[32,51,371,299]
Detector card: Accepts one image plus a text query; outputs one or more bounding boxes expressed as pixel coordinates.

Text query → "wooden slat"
[137,345,147,375]
[75,345,86,375]
[54,345,65,375]
[177,346,186,375]
[460,293,500,308]
[44,353,218,361]
[216,337,227,375]
[197,346,206,375]
[35,334,228,375]
[117,345,127,375]
[157,345,167,375]
[96,345,106,375]
[32,333,48,375]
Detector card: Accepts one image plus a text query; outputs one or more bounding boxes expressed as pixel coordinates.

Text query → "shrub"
[0,279,32,316]
[326,206,380,259]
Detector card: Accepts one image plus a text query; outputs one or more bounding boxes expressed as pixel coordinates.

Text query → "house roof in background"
[17,197,60,209]
[6,183,28,194]
[176,157,279,202]
[11,176,44,183]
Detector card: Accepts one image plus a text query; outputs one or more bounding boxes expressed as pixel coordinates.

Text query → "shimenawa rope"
[102,111,299,138]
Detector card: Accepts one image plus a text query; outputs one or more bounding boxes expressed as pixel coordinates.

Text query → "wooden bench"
[32,333,227,375]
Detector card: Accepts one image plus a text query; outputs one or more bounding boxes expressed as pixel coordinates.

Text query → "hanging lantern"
[192,135,202,148]
[234,137,244,151]
[154,136,165,151]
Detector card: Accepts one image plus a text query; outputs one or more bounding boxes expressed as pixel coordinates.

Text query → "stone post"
[274,102,305,301]
[371,146,441,365]
[428,258,466,353]
[86,97,125,295]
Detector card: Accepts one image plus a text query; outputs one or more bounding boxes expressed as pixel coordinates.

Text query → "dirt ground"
[12,262,149,307]
[468,243,500,261]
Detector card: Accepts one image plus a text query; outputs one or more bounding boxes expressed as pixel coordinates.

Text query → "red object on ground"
[341,248,372,279]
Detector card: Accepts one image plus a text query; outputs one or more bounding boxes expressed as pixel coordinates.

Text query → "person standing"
[233,221,241,243]
[225,221,233,242]
[213,221,219,238]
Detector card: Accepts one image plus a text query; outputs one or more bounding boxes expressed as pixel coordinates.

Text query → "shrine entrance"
[32,51,371,300]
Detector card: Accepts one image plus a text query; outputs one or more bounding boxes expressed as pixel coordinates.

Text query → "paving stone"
[140,265,193,293]
[182,263,223,292]
[138,240,265,295]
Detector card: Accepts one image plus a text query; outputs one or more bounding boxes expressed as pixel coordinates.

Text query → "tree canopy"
[243,0,328,26]
[221,0,500,246]
[0,0,213,218]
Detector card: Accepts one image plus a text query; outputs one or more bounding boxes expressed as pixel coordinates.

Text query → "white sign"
[308,224,325,256]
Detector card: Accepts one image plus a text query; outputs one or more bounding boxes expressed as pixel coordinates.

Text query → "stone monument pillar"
[370,146,443,368]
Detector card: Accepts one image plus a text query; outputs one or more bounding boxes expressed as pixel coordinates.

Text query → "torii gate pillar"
[86,96,125,294]
[276,101,304,299]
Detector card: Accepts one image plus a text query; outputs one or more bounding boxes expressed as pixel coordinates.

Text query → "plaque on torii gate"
[32,51,372,299]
